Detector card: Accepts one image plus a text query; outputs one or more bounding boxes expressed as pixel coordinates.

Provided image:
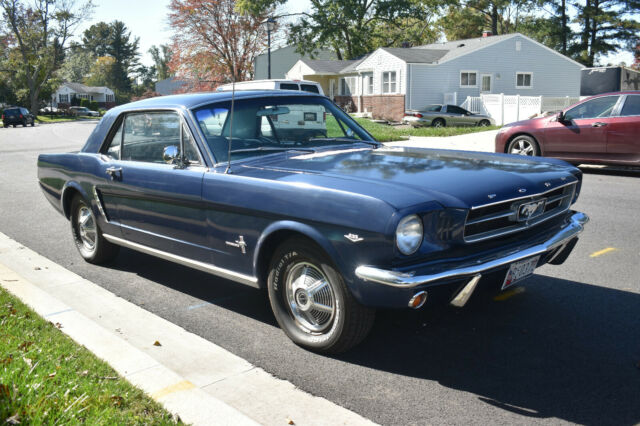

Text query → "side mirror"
[557,111,565,122]
[163,145,179,164]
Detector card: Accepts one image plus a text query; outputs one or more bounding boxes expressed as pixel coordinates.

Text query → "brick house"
[285,33,583,122]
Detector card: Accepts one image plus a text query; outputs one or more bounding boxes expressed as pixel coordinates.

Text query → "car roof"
[107,90,323,113]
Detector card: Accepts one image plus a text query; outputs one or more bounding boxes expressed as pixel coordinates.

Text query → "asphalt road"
[1,122,639,425]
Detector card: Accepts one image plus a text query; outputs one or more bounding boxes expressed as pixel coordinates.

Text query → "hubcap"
[285,262,335,333]
[433,121,443,127]
[77,206,97,251]
[510,139,535,156]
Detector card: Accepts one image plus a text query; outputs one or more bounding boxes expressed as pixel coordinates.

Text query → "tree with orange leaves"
[167,0,271,92]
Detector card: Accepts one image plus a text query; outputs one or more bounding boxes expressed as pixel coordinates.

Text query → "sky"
[76,0,633,68]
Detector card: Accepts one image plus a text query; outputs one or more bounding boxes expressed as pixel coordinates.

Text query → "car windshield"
[193,96,377,163]
[422,105,442,112]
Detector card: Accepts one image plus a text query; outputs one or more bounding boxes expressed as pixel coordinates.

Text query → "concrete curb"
[0,232,375,425]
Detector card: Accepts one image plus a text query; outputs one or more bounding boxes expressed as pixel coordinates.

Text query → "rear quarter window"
[300,84,320,94]
[279,83,299,90]
[620,95,640,116]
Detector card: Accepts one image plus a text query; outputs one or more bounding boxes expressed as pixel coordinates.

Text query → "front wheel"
[507,135,540,156]
[478,119,490,127]
[70,195,119,264]
[267,237,375,353]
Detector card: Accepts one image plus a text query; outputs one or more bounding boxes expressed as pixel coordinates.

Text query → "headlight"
[396,214,423,255]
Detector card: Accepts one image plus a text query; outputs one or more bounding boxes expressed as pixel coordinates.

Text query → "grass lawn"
[36,115,99,124]
[0,288,182,425]
[352,117,500,142]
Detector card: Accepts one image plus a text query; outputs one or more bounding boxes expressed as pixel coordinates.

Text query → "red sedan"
[495,91,640,166]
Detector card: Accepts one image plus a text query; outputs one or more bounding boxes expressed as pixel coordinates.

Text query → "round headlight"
[396,214,423,255]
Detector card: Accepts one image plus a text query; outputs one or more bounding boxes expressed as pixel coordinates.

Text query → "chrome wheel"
[432,119,444,128]
[285,262,336,333]
[76,205,97,251]
[510,139,535,155]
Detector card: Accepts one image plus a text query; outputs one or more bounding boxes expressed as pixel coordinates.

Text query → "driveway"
[386,129,499,152]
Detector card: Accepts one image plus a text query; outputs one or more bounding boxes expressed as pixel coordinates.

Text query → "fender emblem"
[344,233,364,243]
[226,236,247,254]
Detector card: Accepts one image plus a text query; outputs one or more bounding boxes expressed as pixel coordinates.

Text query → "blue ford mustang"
[38,91,588,353]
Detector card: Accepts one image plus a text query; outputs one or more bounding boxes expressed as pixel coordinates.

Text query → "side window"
[122,112,181,163]
[620,95,640,116]
[564,96,620,121]
[447,105,467,115]
[182,124,200,163]
[105,120,123,159]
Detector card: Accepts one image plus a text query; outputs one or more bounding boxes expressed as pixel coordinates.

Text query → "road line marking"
[494,286,525,301]
[151,380,196,400]
[589,247,617,258]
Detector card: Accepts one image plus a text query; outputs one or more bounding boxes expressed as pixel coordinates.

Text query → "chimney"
[482,30,493,38]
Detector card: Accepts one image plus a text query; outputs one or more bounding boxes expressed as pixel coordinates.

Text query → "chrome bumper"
[356,212,588,289]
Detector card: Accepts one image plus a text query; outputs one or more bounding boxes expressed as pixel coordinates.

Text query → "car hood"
[238,146,579,210]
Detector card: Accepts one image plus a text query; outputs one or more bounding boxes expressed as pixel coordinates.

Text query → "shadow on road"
[339,274,640,425]
[105,248,639,425]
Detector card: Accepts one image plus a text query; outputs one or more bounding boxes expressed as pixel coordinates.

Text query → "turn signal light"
[408,291,427,309]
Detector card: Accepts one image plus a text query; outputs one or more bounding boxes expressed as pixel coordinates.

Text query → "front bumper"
[355,211,588,289]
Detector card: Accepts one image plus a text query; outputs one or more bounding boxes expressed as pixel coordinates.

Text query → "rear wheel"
[267,237,375,353]
[478,119,490,127]
[507,135,539,156]
[431,118,445,128]
[70,195,119,264]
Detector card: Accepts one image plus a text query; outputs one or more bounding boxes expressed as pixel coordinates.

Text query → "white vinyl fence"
[460,94,580,126]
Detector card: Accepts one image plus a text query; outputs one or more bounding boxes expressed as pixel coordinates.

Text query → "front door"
[543,95,621,155]
[98,111,208,261]
[481,74,492,93]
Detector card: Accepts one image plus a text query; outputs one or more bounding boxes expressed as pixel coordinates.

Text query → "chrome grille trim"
[464,183,577,243]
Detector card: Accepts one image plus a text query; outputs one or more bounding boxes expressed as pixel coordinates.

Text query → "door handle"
[105,166,122,180]
[591,122,607,127]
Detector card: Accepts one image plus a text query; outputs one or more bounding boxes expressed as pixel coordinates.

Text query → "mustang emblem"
[344,233,364,243]
[517,200,546,222]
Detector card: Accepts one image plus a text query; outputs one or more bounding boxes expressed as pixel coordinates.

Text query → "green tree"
[438,6,486,40]
[149,44,171,80]
[0,0,93,113]
[57,46,94,82]
[82,20,139,94]
[288,0,445,60]
[572,0,640,66]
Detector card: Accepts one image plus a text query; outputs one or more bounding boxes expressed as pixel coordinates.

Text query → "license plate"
[502,256,540,290]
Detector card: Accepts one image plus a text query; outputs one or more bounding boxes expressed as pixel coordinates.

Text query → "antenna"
[225,62,236,174]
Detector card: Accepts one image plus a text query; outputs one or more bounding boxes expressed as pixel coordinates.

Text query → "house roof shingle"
[413,33,515,63]
[380,48,449,64]
[63,82,111,93]
[300,59,358,74]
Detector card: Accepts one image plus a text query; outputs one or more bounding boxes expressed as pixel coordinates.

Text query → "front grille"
[464,183,576,242]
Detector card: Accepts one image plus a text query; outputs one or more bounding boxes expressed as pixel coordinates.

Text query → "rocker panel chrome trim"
[102,234,259,288]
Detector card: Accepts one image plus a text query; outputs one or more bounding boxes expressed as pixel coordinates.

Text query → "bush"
[89,100,99,111]
[80,98,90,108]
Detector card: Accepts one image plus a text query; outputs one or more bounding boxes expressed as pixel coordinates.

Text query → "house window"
[460,71,477,88]
[364,74,373,95]
[106,94,115,102]
[59,94,69,103]
[516,72,532,88]
[340,77,357,96]
[382,71,396,93]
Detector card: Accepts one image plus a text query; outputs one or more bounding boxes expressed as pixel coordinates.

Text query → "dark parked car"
[2,107,35,127]
[495,91,640,166]
[38,91,588,353]
[403,104,495,127]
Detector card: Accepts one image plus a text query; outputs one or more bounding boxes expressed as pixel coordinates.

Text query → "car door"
[98,111,208,262]
[606,94,640,161]
[543,95,621,155]
[446,105,470,126]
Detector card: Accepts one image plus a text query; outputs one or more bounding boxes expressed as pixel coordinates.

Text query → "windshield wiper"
[230,146,316,154]
[308,137,380,148]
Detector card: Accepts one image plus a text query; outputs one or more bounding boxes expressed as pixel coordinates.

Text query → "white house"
[285,33,584,121]
[254,45,337,80]
[53,83,116,108]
